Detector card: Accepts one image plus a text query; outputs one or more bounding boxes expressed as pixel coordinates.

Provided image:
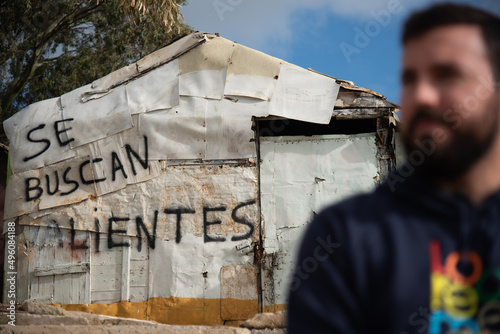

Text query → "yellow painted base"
[60,297,277,326]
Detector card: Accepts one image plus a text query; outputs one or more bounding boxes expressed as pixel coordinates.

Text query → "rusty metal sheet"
[4,169,41,219]
[91,63,138,91]
[126,59,180,114]
[224,44,281,101]
[138,97,207,160]
[136,32,207,72]
[259,134,379,308]
[178,35,234,100]
[3,98,76,174]
[87,115,161,196]
[221,265,258,320]
[60,84,132,148]
[4,155,97,219]
[17,165,259,243]
[268,63,340,124]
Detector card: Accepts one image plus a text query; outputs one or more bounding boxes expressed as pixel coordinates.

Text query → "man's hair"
[403,3,500,80]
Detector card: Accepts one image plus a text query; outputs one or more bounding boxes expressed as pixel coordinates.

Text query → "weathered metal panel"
[60,84,132,149]
[21,225,91,305]
[3,98,76,174]
[259,134,379,308]
[269,64,340,124]
[126,59,180,114]
[224,44,281,101]
[2,31,395,325]
[220,265,258,320]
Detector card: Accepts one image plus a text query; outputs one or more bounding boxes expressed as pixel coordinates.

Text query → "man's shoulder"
[319,185,395,221]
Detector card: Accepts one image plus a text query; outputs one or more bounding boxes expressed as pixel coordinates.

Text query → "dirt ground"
[0,302,286,334]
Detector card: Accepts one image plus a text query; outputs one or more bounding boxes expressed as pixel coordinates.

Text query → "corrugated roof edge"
[308,67,400,109]
[83,31,398,109]
[88,31,208,93]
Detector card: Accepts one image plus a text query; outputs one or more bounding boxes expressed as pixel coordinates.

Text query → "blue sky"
[181,0,500,105]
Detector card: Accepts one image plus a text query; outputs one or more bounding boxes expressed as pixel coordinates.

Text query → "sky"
[181,0,500,105]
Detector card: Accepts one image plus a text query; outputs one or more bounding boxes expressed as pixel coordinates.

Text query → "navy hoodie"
[287,167,500,334]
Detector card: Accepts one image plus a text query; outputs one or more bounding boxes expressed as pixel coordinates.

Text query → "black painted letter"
[60,166,79,196]
[203,206,227,243]
[45,171,60,195]
[231,200,256,241]
[164,208,196,244]
[25,177,43,201]
[70,218,89,250]
[54,118,75,146]
[23,124,50,162]
[135,210,158,252]
[126,136,148,175]
[108,217,131,248]
[111,152,127,181]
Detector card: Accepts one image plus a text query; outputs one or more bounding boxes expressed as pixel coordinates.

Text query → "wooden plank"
[121,236,131,301]
[30,225,56,302]
[91,290,121,304]
[91,264,122,291]
[130,260,148,287]
[74,230,91,304]
[130,238,149,261]
[332,108,390,119]
[130,286,148,303]
[335,90,396,108]
[129,238,149,303]
[35,263,90,277]
[53,228,73,304]
[90,235,123,304]
[36,276,54,303]
[17,226,33,303]
[92,244,122,265]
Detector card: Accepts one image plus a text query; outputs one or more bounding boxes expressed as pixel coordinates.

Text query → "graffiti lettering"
[70,218,89,250]
[54,118,75,146]
[80,158,106,185]
[23,119,76,162]
[47,200,257,253]
[135,211,158,252]
[60,166,79,196]
[23,136,149,202]
[203,206,227,243]
[111,152,127,181]
[126,137,148,175]
[23,124,51,162]
[94,216,101,253]
[164,208,196,244]
[231,200,256,242]
[108,216,131,248]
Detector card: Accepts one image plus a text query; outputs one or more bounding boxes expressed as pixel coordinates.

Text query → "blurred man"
[288,4,500,333]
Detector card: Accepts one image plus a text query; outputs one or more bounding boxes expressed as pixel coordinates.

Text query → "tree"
[0,0,190,144]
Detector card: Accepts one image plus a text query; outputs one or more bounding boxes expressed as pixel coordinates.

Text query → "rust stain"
[221,298,258,321]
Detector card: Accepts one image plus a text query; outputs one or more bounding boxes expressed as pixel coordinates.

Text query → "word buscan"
[24,136,149,201]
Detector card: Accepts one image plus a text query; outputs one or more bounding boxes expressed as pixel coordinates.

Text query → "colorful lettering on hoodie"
[429,240,500,333]
[287,168,500,334]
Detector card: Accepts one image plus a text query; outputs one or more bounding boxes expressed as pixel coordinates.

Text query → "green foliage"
[0,0,190,144]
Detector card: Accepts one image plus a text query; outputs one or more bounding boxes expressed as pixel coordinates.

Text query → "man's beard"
[402,106,499,182]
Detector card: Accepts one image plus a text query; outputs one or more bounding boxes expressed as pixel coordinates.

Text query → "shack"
[3,32,399,325]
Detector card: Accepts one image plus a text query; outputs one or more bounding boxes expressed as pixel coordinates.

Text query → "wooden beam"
[35,263,90,277]
[333,108,390,119]
[335,90,397,108]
